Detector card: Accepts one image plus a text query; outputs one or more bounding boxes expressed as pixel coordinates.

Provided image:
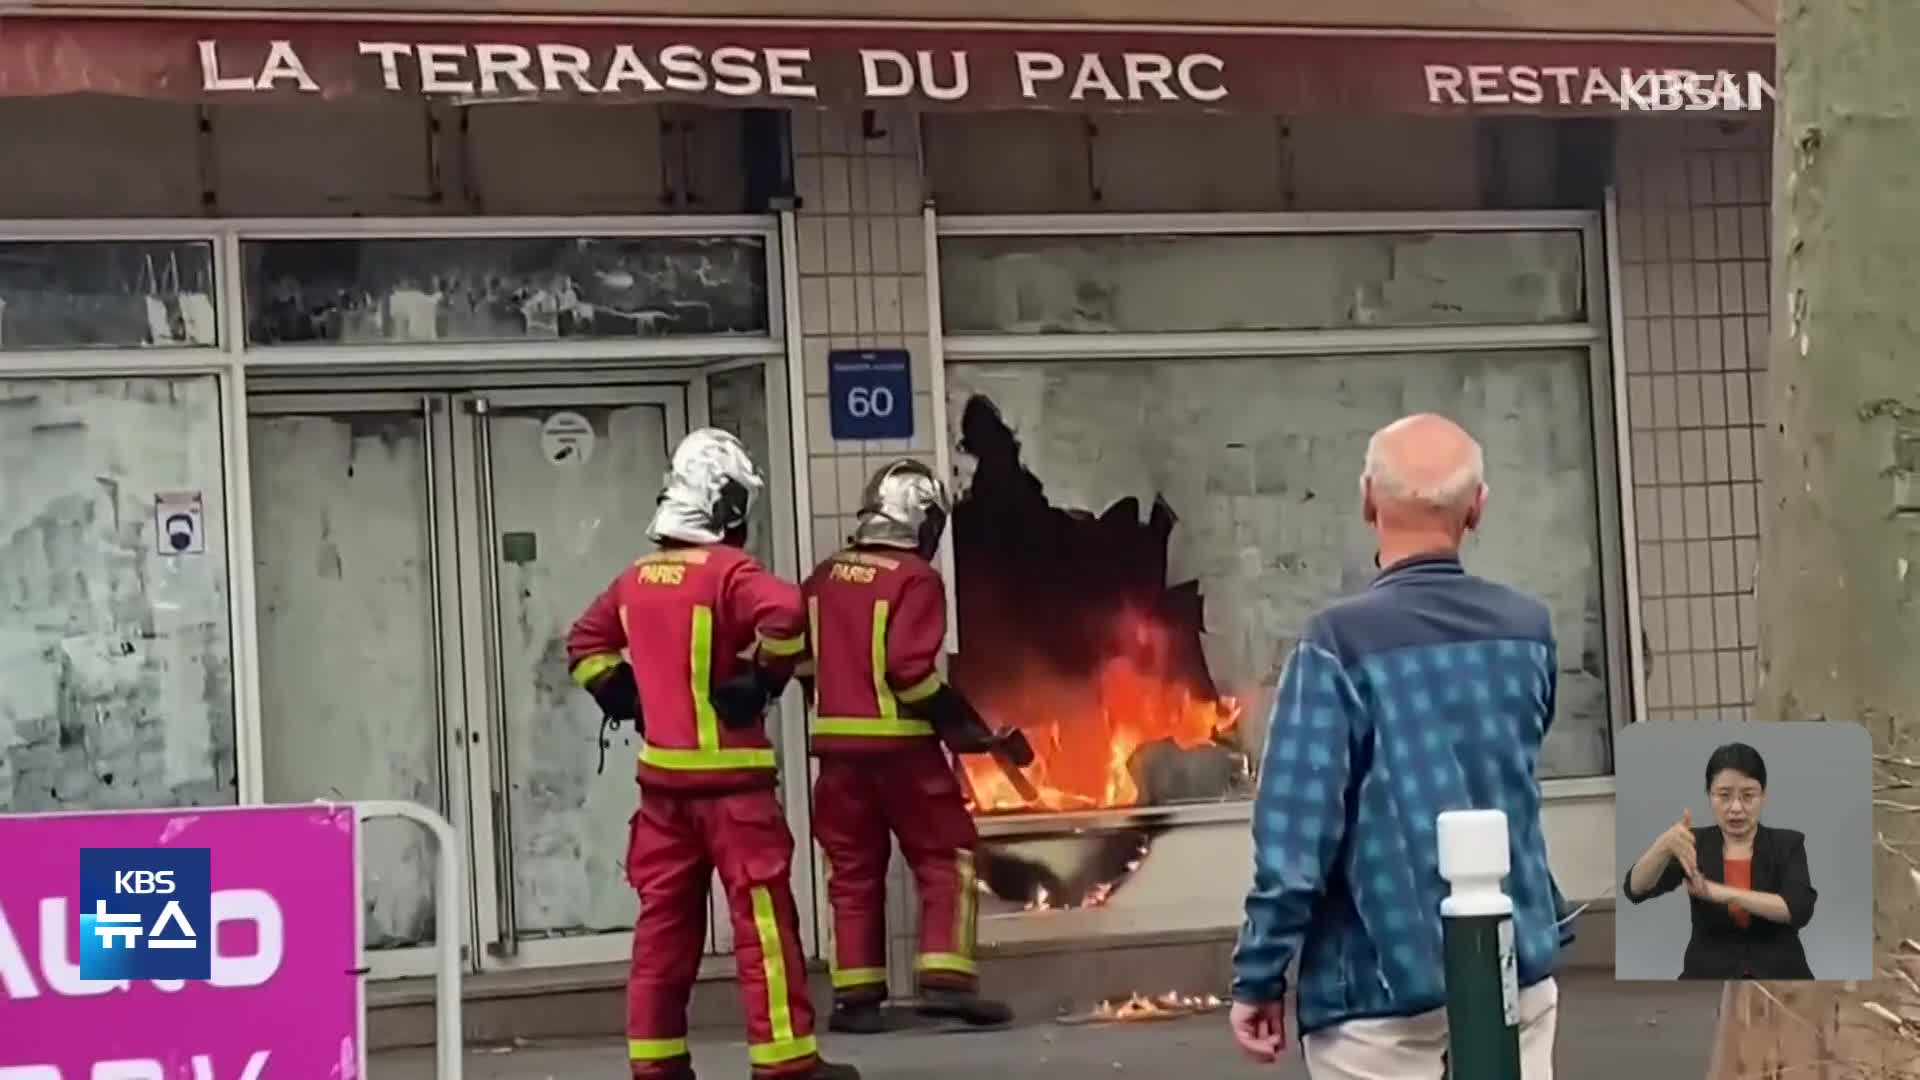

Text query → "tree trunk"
[1704,0,1920,1075]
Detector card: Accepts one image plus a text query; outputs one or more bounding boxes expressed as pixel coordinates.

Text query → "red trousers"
[811,743,981,1006]
[624,787,819,1079]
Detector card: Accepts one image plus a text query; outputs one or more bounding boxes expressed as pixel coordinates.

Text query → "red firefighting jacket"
[567,543,806,793]
[801,546,948,755]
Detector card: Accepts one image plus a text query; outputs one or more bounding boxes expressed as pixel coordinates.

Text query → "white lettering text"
[764,47,818,98]
[197,41,254,92]
[1424,62,1770,112]
[196,39,317,92]
[358,41,410,90]
[0,890,284,1001]
[1176,53,1227,102]
[1015,50,1065,99]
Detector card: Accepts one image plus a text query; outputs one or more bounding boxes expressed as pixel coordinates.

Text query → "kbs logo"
[114,870,177,894]
[77,848,212,981]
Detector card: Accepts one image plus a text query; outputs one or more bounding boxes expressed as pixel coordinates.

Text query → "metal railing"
[357,800,465,1080]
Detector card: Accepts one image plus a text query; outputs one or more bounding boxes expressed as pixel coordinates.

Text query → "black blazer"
[1622,824,1818,980]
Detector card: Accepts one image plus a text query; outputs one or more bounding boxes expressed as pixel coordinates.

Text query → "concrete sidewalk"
[372,972,1720,1079]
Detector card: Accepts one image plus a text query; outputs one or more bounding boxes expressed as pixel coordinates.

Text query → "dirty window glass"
[945,348,1610,803]
[939,230,1586,335]
[0,241,219,350]
[708,363,775,568]
[0,376,236,811]
[243,235,771,346]
[250,405,444,949]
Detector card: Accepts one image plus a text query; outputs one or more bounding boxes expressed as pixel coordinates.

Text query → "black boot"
[631,1063,696,1080]
[801,1060,862,1080]
[828,1000,887,1035]
[916,987,1014,1027]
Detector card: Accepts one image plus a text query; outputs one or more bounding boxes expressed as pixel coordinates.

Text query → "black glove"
[991,726,1035,768]
[711,665,788,729]
[586,662,641,727]
[585,663,642,777]
[912,684,1011,756]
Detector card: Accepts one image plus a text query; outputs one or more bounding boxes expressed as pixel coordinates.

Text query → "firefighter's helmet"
[851,458,950,557]
[647,428,763,545]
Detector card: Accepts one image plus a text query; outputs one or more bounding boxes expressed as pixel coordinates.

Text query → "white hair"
[1361,420,1487,513]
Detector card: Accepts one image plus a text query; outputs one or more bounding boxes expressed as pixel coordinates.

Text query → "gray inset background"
[1613,721,1872,980]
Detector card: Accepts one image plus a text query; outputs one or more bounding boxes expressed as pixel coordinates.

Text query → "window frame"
[927,209,1630,827]
[0,215,786,812]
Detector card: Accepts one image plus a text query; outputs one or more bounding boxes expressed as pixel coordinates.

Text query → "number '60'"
[846,386,896,419]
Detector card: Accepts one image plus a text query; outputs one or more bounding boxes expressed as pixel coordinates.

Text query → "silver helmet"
[851,459,950,556]
[647,428,764,545]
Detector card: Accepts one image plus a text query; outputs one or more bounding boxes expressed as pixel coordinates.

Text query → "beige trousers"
[1301,977,1560,1080]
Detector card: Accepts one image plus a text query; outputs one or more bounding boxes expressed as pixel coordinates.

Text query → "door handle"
[468,394,520,959]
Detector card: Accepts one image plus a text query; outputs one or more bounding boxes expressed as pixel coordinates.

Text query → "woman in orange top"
[1622,742,1818,980]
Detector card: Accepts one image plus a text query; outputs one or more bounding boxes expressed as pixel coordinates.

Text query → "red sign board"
[0,16,1774,115]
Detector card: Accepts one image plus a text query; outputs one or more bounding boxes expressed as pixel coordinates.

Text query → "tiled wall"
[791,109,941,561]
[789,107,941,996]
[1612,118,1772,722]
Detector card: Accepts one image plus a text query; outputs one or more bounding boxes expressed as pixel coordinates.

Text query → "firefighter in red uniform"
[802,458,1035,1034]
[567,428,858,1080]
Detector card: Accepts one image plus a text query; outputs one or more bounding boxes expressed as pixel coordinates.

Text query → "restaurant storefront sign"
[0,16,1774,115]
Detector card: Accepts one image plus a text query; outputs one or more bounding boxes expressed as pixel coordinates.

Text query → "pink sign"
[0,804,363,1079]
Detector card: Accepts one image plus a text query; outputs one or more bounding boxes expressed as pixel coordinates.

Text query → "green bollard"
[1437,809,1522,1080]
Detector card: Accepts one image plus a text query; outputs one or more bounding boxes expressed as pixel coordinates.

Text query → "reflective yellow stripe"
[572,652,623,689]
[896,671,944,704]
[690,605,719,752]
[955,848,977,959]
[831,966,889,989]
[748,1034,818,1066]
[749,886,798,1049]
[628,1037,690,1061]
[637,603,775,771]
[813,716,936,738]
[872,600,898,720]
[639,745,778,771]
[759,632,807,657]
[916,952,978,975]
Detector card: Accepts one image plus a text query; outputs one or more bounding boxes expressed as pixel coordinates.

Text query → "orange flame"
[960,610,1242,814]
[1058,990,1230,1026]
[1094,991,1227,1021]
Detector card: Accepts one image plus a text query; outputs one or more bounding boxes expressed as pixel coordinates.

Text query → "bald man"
[1228,414,1565,1079]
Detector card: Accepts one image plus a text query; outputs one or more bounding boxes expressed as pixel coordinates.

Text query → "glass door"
[249,392,467,980]
[249,377,815,975]
[453,386,694,969]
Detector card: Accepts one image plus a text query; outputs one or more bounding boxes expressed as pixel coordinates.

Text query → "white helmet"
[647,428,764,545]
[851,458,950,556]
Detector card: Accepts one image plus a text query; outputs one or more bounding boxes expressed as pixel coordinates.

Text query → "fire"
[1019,836,1149,911]
[960,611,1242,813]
[1058,990,1229,1026]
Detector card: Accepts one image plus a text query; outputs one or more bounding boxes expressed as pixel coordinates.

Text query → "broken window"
[945,347,1612,823]
[0,376,236,812]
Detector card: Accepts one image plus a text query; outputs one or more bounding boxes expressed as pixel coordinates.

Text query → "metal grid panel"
[1614,118,1770,723]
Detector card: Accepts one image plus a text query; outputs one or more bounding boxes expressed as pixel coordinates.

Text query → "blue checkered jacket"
[1230,554,1566,1035]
